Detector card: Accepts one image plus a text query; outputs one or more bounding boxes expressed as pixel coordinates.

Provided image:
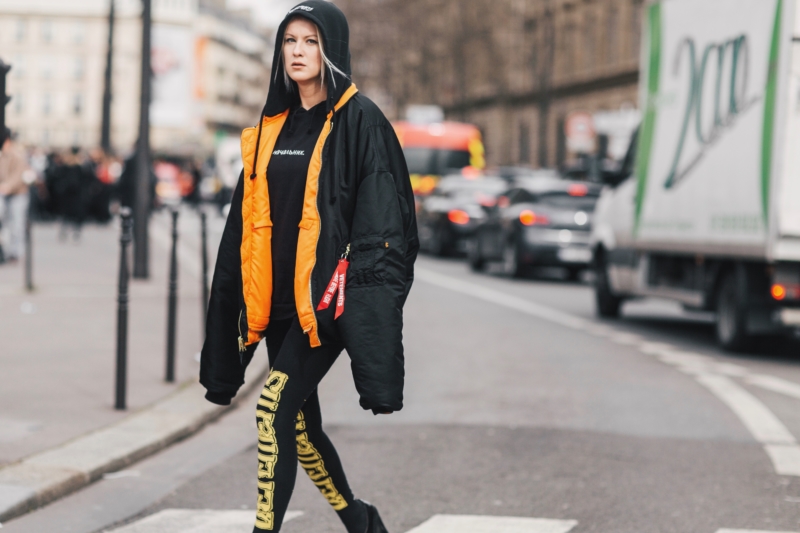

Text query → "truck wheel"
[594,253,621,317]
[467,237,485,272]
[716,273,752,352]
[501,237,525,278]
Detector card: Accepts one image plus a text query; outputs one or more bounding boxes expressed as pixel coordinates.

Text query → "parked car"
[469,176,602,278]
[417,175,507,256]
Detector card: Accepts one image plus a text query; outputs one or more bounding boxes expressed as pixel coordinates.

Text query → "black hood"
[263,0,352,117]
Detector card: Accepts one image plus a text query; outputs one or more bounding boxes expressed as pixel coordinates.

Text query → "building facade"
[0,0,271,154]
[341,0,644,168]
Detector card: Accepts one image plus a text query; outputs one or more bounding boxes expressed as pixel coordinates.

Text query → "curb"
[0,361,270,524]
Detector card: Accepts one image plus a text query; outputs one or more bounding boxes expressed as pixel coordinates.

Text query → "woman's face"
[283,18,323,86]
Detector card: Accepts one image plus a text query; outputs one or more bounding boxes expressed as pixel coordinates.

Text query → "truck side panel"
[634,0,790,257]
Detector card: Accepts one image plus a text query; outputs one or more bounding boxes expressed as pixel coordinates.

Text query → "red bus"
[393,121,486,196]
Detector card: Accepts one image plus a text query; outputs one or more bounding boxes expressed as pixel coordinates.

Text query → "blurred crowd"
[0,127,226,265]
[0,128,124,264]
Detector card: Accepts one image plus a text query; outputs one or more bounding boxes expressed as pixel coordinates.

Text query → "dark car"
[469,176,602,278]
[417,175,508,256]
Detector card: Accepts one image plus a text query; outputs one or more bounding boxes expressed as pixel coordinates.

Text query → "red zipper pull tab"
[317,244,350,318]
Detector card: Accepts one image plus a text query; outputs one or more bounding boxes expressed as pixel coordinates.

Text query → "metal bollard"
[115,208,133,410]
[24,207,33,292]
[165,208,179,383]
[199,209,209,332]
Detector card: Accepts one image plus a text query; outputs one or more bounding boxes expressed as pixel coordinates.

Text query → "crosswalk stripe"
[405,514,578,533]
[108,509,303,532]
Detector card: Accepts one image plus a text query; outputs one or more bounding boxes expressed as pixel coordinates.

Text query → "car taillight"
[568,184,589,197]
[448,209,470,225]
[519,209,549,226]
[772,284,787,300]
[772,283,800,300]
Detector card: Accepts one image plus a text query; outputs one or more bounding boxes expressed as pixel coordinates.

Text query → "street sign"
[564,111,596,154]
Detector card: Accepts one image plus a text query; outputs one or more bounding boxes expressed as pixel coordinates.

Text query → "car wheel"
[594,252,621,317]
[467,236,485,272]
[501,237,524,278]
[716,272,752,352]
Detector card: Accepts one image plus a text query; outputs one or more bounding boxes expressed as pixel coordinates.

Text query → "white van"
[591,0,800,350]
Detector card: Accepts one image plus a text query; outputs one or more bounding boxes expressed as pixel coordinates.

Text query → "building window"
[584,11,597,70]
[14,93,24,115]
[524,18,538,82]
[519,122,530,164]
[41,56,53,80]
[74,57,85,80]
[42,93,52,116]
[631,0,644,59]
[13,55,25,78]
[41,19,53,44]
[607,6,619,64]
[73,94,83,116]
[73,22,85,45]
[15,19,27,43]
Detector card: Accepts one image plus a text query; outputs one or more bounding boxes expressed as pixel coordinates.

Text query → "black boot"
[360,500,389,533]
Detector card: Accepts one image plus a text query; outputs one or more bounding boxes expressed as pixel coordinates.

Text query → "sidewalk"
[0,207,268,520]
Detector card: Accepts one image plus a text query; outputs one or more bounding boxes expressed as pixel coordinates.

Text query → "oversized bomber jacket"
[200,0,419,413]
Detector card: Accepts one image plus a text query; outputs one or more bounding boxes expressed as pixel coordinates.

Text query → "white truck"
[591,0,800,350]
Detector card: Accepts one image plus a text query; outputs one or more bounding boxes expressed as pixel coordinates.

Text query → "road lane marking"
[765,444,800,476]
[747,375,800,401]
[108,509,302,532]
[405,514,578,533]
[693,375,796,445]
[415,269,586,330]
[415,267,800,477]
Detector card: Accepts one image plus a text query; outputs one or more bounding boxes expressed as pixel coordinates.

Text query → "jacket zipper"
[237,309,245,353]
[305,119,335,336]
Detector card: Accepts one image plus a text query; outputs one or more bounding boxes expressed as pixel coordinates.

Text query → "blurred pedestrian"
[0,128,33,264]
[86,148,112,223]
[200,3,418,533]
[55,147,92,241]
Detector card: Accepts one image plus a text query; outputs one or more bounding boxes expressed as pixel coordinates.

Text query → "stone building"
[340,0,645,168]
[0,0,270,154]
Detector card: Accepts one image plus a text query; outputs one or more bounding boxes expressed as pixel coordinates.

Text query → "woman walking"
[200,2,419,532]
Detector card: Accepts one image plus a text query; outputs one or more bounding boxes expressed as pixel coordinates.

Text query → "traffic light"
[0,59,11,142]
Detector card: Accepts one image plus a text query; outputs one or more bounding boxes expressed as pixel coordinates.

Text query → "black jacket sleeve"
[199,172,252,405]
[338,123,419,412]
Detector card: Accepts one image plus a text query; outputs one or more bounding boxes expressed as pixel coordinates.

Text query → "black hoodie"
[265,0,353,117]
[200,0,420,412]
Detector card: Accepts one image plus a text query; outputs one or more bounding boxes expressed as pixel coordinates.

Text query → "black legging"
[254,317,364,532]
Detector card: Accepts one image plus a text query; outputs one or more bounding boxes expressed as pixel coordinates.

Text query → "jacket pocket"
[347,236,389,287]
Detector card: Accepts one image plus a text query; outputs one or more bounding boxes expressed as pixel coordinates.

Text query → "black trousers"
[253,317,357,532]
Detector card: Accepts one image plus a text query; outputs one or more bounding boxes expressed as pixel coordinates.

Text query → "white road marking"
[693,375,796,445]
[405,514,578,533]
[415,269,586,330]
[747,375,800,401]
[108,509,302,532]
[416,267,800,477]
[765,444,800,476]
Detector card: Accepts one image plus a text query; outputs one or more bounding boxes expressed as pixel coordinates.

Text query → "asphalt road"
[7,254,800,533]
